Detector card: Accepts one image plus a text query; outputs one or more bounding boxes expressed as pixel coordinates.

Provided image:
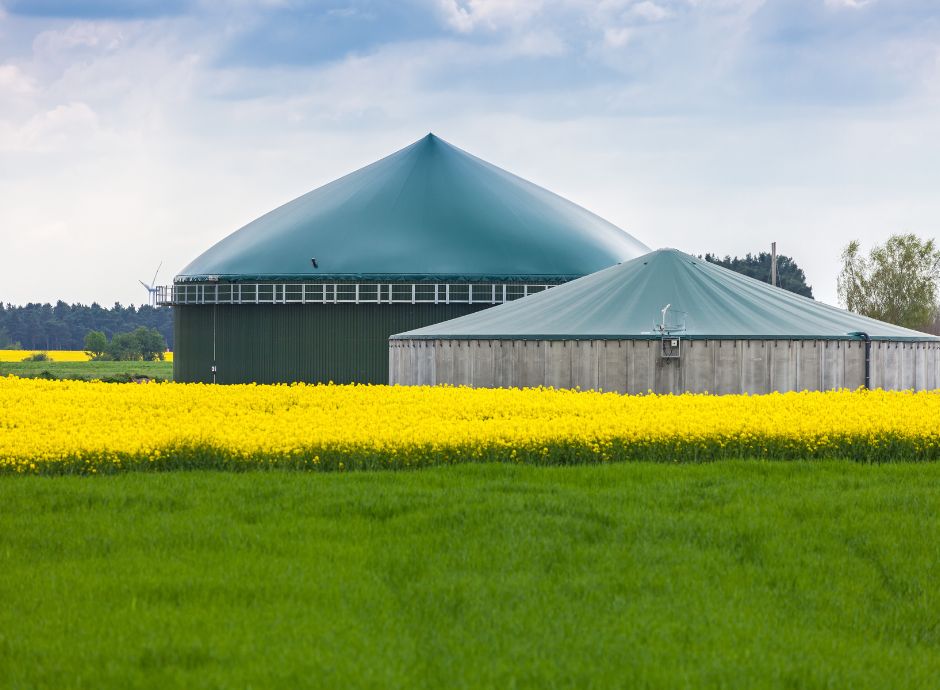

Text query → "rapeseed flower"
[0,376,938,475]
[0,350,173,362]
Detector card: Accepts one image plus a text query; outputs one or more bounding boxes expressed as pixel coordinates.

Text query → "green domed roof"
[177,134,649,282]
[393,249,940,341]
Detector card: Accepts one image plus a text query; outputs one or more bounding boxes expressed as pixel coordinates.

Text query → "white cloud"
[604,27,634,47]
[683,0,766,9]
[438,0,473,32]
[436,0,546,33]
[513,29,568,57]
[4,101,99,152]
[632,1,672,21]
[33,22,127,54]
[0,63,35,96]
[825,0,873,8]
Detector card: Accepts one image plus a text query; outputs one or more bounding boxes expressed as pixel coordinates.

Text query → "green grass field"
[0,360,173,382]
[1,461,938,689]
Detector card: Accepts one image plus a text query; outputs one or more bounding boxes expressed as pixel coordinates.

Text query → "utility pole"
[770,241,777,288]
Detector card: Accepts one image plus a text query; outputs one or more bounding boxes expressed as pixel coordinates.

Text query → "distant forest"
[703,252,814,298]
[0,303,173,351]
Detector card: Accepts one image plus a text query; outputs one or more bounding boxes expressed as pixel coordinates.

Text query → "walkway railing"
[155,282,555,306]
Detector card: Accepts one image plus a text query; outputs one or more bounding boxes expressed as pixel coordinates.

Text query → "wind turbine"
[139,261,162,306]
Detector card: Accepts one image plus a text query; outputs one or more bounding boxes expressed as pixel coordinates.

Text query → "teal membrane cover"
[177,134,649,283]
[392,249,940,342]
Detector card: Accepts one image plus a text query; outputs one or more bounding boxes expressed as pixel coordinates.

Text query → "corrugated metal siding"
[174,306,216,383]
[174,303,494,384]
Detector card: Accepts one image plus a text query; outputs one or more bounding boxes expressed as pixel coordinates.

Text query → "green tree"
[83,331,108,360]
[132,326,166,361]
[101,326,167,361]
[106,332,140,361]
[703,252,814,298]
[838,233,940,331]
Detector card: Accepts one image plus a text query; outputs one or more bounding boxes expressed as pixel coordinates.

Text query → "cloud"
[0,63,35,95]
[511,29,568,57]
[438,0,473,32]
[32,21,127,53]
[631,1,672,22]
[603,27,633,48]
[0,101,98,152]
[825,0,873,8]
[436,0,545,33]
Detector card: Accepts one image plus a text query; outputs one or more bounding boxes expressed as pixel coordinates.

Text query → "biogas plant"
[164,135,940,393]
[390,249,940,394]
[161,134,648,385]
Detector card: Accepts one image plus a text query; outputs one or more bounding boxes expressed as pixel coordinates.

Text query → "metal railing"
[156,282,556,306]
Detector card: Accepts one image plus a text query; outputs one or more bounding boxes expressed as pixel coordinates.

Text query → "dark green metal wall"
[173,303,496,384]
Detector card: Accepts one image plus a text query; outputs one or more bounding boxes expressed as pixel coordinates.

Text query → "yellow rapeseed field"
[0,350,93,362]
[2,376,939,474]
[0,350,172,362]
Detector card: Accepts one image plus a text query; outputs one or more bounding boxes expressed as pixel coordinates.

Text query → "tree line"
[0,303,173,350]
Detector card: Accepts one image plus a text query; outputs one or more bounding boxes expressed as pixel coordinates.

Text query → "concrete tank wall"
[389,339,940,394]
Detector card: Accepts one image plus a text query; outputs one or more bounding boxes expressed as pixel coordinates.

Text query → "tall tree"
[703,252,814,298]
[838,233,940,331]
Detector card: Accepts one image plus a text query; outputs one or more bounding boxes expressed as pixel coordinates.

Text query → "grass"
[1,461,938,690]
[0,360,173,382]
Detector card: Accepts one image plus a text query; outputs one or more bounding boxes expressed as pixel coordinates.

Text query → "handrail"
[155,282,555,307]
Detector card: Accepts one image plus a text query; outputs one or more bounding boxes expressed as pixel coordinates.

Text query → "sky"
[1,0,939,308]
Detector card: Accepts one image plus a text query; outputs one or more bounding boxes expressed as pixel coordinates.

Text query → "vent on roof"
[656,304,686,360]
